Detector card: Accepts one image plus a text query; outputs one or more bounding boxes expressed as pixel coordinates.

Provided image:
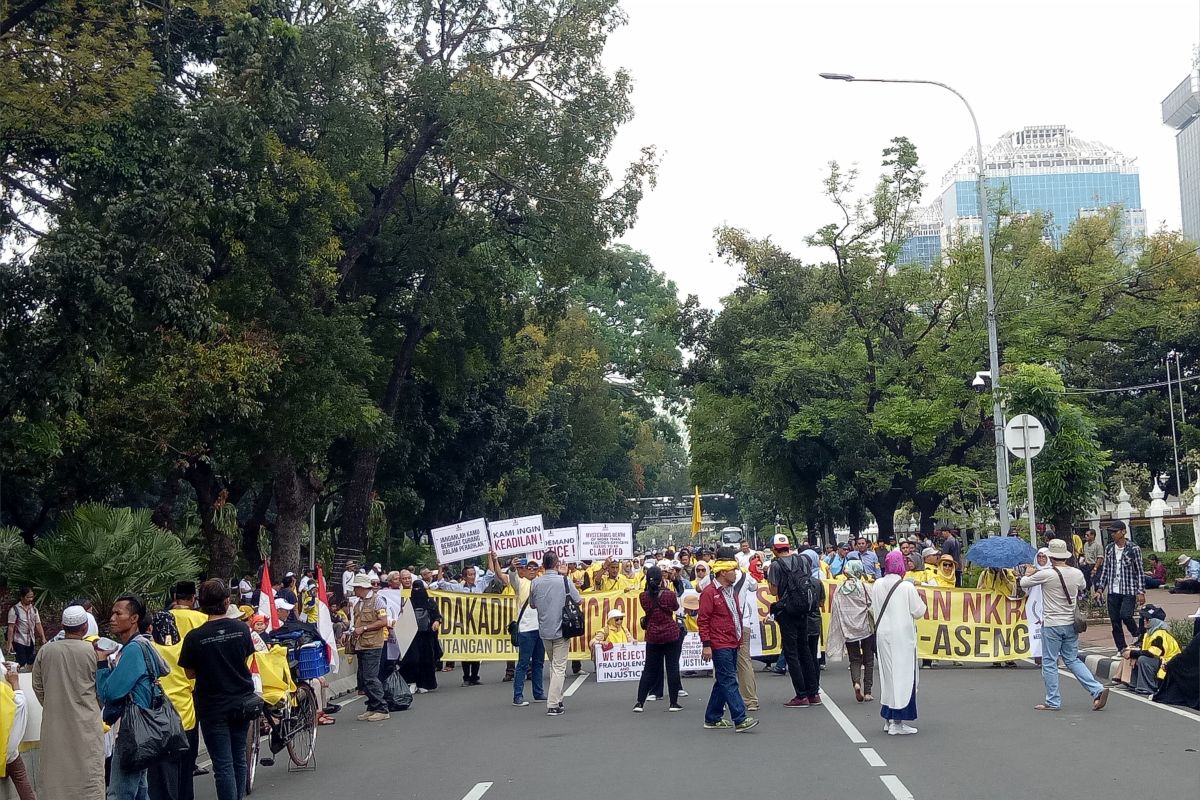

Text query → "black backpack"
[779,556,817,617]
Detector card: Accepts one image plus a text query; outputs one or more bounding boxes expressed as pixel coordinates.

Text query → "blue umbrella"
[966,536,1038,569]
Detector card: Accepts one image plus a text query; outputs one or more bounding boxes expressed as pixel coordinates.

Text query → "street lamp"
[820,72,1010,534]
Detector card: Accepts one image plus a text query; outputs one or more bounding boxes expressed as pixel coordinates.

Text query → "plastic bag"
[117,691,189,770]
[386,669,413,711]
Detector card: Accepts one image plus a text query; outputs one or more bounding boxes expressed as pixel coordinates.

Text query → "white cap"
[657,558,674,569]
[643,556,656,566]
[607,608,625,620]
[274,598,295,611]
[773,533,790,548]
[61,605,88,627]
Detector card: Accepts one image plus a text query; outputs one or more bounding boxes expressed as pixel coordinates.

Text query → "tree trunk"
[272,458,323,579]
[241,487,273,571]
[185,460,236,580]
[847,503,864,539]
[151,473,181,531]
[336,313,433,567]
[914,491,944,538]
[866,490,901,543]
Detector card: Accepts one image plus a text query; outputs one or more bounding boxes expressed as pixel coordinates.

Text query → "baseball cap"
[274,598,295,611]
[772,533,790,549]
[1104,520,1127,532]
[607,608,625,620]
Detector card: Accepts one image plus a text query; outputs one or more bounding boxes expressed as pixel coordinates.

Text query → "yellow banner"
[429,580,1028,663]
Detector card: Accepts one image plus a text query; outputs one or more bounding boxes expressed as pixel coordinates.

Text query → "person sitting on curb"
[1143,555,1167,589]
[1169,553,1200,594]
[1114,604,1180,695]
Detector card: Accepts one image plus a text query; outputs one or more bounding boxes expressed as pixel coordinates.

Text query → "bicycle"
[244,631,320,794]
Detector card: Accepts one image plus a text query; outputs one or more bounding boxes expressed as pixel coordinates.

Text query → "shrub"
[16,503,200,621]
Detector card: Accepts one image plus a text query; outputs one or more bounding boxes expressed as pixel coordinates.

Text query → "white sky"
[603,0,1199,308]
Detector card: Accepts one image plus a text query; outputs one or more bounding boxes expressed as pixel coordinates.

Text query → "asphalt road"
[194,659,1199,800]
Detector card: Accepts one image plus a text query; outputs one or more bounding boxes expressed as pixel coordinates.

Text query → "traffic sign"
[1004,414,1045,459]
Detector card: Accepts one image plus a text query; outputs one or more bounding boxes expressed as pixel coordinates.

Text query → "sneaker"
[807,694,822,705]
[703,719,733,730]
[513,699,529,707]
[668,704,683,712]
[415,688,429,694]
[783,697,810,708]
[632,704,644,713]
[546,707,564,716]
[533,695,547,702]
[365,711,390,722]
[677,689,689,697]
[890,722,917,735]
[356,711,373,721]
[735,716,760,732]
[646,694,658,701]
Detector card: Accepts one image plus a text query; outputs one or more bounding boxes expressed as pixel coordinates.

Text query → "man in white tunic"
[871,550,927,736]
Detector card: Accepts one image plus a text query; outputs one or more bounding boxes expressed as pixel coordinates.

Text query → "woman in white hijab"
[1024,548,1052,664]
[826,560,876,702]
[872,550,927,735]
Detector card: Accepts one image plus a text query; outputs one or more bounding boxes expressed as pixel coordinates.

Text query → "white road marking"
[340,694,363,706]
[860,747,887,767]
[1023,658,1200,722]
[880,775,915,799]
[817,688,867,744]
[462,781,493,800]
[564,673,588,697]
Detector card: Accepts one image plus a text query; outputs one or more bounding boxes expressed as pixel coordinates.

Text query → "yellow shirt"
[590,573,634,593]
[1072,534,1084,558]
[595,623,631,645]
[153,640,196,730]
[1142,628,1181,679]
[977,569,1016,596]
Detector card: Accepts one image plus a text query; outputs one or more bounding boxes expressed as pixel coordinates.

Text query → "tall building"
[1162,60,1200,242]
[900,124,1146,265]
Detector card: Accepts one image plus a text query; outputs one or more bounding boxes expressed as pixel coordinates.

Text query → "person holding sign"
[434,553,500,687]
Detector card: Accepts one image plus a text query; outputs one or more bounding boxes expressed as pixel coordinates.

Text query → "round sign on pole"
[1004,414,1045,459]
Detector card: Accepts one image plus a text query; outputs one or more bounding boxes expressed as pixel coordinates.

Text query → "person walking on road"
[179,579,257,800]
[31,605,105,800]
[873,550,927,735]
[698,559,758,732]
[1020,539,1109,712]
[769,535,820,707]
[826,560,876,702]
[633,566,683,713]
[529,551,582,716]
[1093,521,1144,651]
[348,574,391,721]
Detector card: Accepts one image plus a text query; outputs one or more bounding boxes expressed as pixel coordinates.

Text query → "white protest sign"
[577,522,633,560]
[530,527,578,563]
[594,634,710,682]
[431,517,491,564]
[488,515,545,558]
[377,588,417,658]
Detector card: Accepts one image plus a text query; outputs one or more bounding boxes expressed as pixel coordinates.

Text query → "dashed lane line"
[860,747,887,767]
[461,781,493,800]
[817,688,868,744]
[880,775,915,799]
[563,673,588,697]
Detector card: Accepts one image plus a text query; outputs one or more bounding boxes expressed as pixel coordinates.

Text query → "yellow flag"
[691,486,702,537]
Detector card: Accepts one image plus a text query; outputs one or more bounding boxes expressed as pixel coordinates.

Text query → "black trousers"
[638,637,683,704]
[462,661,480,681]
[778,615,811,698]
[147,725,199,800]
[1107,593,1140,651]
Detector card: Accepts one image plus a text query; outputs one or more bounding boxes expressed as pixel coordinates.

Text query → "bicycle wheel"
[286,683,318,767]
[244,713,260,794]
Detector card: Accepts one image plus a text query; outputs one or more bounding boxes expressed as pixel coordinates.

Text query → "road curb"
[1084,653,1120,681]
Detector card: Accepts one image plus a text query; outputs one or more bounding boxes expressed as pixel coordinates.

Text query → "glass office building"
[900,125,1145,265]
[1162,66,1200,243]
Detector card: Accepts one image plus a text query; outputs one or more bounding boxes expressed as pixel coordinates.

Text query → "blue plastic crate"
[297,642,330,679]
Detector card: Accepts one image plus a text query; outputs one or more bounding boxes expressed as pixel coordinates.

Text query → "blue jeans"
[107,754,148,800]
[704,647,747,725]
[199,712,250,800]
[1041,624,1103,708]
[513,631,545,702]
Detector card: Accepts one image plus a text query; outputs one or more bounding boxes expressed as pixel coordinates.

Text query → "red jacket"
[698,581,741,650]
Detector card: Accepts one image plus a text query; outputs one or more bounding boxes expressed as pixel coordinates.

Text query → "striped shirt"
[1094,541,1144,596]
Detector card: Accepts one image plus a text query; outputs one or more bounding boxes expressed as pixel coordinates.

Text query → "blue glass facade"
[898,233,942,266]
[946,173,1142,243]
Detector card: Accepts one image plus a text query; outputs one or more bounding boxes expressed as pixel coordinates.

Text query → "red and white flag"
[257,560,280,631]
[315,565,340,671]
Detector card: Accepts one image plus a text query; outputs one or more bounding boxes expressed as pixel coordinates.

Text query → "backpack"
[779,555,817,618]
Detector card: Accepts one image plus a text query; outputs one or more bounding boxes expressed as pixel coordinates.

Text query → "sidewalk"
[1078,587,1199,680]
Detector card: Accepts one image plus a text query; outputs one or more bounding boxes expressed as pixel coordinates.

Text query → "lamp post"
[819,72,1010,533]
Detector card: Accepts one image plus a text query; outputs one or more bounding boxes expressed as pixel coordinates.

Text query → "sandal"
[863,693,874,702]
[317,713,336,726]
[1033,704,1060,711]
[854,683,864,702]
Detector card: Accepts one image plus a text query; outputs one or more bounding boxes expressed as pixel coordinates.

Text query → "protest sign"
[431,517,491,564]
[594,634,709,682]
[377,588,417,657]
[488,514,545,558]
[577,522,633,560]
[530,527,578,563]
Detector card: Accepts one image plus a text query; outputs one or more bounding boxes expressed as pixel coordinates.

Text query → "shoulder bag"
[560,576,586,639]
[1051,567,1088,633]
[508,594,532,647]
[115,639,190,770]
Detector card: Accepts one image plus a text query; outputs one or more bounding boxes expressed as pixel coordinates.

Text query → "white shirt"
[238,579,254,600]
[1110,544,1125,594]
[6,686,26,762]
[735,551,752,570]
[342,570,355,595]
